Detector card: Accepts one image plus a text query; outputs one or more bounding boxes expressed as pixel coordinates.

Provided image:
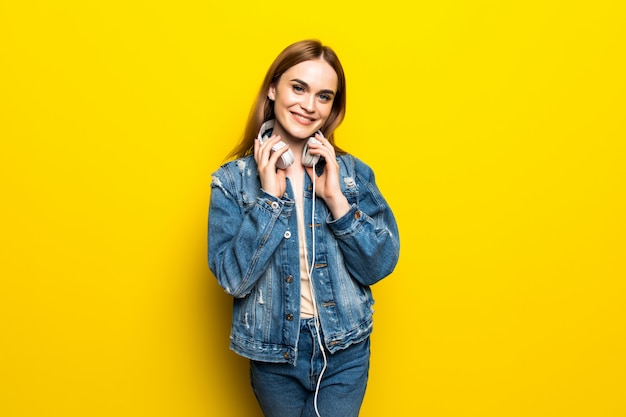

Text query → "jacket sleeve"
[207,163,292,298]
[327,156,400,286]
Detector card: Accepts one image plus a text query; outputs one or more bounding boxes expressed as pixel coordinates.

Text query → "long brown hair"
[227,39,347,160]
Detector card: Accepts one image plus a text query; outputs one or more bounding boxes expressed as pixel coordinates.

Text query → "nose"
[301,94,315,113]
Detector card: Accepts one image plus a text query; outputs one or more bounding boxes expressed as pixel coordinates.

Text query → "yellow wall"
[1,1,625,416]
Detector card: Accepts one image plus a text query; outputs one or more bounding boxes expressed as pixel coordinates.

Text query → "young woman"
[208,39,400,417]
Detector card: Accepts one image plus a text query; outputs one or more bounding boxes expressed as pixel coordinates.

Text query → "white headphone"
[258,120,323,169]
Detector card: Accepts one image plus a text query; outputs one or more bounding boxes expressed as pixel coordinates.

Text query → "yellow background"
[1,1,625,416]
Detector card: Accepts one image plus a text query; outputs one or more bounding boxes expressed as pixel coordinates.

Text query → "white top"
[289,170,315,319]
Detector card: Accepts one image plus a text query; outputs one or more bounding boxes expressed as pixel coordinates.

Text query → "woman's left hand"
[305,134,351,219]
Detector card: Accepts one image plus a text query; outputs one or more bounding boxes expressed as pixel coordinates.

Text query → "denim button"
[271,201,279,209]
[285,275,293,283]
[283,231,291,239]
[286,314,294,321]
[354,210,361,219]
[282,352,290,359]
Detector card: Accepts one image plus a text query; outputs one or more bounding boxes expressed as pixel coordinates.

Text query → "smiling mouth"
[291,112,315,123]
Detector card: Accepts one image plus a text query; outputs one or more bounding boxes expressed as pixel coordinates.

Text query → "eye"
[318,94,333,102]
[293,84,305,93]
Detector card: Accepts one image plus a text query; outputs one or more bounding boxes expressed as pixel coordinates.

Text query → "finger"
[267,134,282,147]
[314,133,337,157]
[267,142,290,169]
[314,132,331,145]
[254,137,261,161]
[257,135,279,166]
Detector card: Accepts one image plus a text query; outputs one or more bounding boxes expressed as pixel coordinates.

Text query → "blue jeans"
[250,318,370,417]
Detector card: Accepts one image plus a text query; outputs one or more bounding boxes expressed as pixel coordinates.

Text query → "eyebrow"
[290,78,336,96]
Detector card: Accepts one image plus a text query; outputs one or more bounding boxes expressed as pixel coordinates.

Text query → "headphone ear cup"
[271,141,294,169]
[302,137,321,167]
[277,148,295,169]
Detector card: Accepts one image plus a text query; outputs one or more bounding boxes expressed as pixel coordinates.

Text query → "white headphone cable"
[305,162,327,417]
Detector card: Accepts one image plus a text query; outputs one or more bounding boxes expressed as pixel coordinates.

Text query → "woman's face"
[268,59,338,142]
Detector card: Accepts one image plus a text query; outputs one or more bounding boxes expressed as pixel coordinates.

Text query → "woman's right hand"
[254,135,288,198]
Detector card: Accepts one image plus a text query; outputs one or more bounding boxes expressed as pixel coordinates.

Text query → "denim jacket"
[208,151,400,365]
